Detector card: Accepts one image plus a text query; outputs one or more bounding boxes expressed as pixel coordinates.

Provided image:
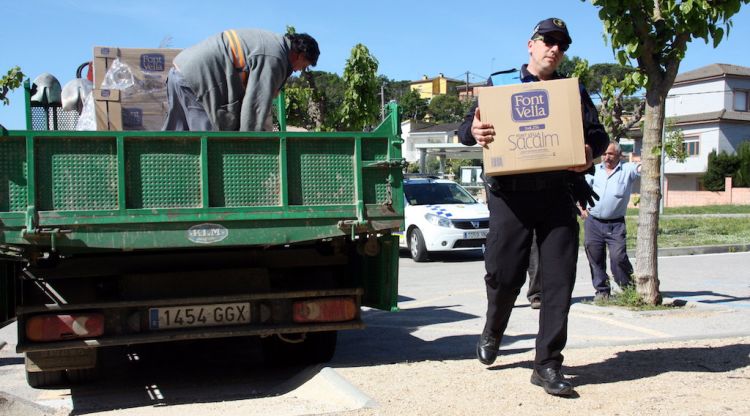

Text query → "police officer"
[458,17,608,396]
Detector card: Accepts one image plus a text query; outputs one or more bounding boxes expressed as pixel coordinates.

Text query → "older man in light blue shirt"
[584,141,641,300]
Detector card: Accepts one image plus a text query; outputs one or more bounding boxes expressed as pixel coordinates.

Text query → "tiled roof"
[672,110,750,125]
[674,63,750,84]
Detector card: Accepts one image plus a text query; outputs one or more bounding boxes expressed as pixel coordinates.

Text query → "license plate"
[464,230,488,239]
[149,302,251,330]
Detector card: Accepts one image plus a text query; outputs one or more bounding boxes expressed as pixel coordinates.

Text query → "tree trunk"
[303,71,325,129]
[635,88,666,305]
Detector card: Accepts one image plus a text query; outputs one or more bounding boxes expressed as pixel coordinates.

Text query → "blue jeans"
[584,215,633,294]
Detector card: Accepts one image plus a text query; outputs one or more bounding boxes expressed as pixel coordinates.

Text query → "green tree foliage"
[427,94,466,123]
[570,58,645,140]
[736,141,750,187]
[379,76,412,102]
[587,63,637,95]
[588,0,749,305]
[285,71,345,130]
[1,66,24,106]
[399,89,429,121]
[662,118,686,163]
[339,44,380,131]
[703,150,740,191]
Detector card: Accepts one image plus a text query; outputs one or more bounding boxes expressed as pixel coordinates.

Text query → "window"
[682,136,700,157]
[734,90,748,111]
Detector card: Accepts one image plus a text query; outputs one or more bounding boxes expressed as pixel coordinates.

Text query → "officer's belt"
[492,175,568,192]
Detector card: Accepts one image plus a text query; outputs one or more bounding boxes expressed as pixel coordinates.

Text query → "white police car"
[398,177,489,262]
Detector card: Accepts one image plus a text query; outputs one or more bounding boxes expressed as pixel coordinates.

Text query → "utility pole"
[465,71,470,100]
[380,82,385,121]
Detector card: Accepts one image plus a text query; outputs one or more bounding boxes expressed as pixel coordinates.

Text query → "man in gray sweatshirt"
[163,29,319,131]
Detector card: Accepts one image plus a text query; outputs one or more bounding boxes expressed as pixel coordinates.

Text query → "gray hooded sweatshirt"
[173,29,292,131]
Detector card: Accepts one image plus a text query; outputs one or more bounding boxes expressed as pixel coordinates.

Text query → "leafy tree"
[558,56,588,80]
[589,0,749,305]
[339,44,379,131]
[1,66,24,106]
[662,118,686,163]
[428,94,466,123]
[587,63,637,95]
[285,71,345,130]
[285,26,326,130]
[735,141,750,187]
[571,59,645,141]
[598,71,646,140]
[703,150,740,190]
[399,89,429,121]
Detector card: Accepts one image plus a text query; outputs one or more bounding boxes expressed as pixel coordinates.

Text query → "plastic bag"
[75,91,97,131]
[100,58,135,90]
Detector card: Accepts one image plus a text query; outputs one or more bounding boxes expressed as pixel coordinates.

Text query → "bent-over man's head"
[286,33,320,71]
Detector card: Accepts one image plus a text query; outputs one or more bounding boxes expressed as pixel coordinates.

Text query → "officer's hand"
[570,175,599,211]
[471,107,495,148]
[568,144,594,173]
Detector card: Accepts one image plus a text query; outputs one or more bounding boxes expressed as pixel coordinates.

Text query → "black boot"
[476,333,501,365]
[530,367,574,396]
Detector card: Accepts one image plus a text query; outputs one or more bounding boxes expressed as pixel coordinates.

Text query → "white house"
[663,63,750,190]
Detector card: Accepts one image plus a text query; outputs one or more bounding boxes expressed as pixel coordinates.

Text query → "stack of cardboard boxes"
[93,46,181,131]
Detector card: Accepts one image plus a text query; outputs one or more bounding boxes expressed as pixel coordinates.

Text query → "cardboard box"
[478,77,585,176]
[93,46,180,131]
[95,100,167,131]
[93,46,181,91]
[95,100,122,131]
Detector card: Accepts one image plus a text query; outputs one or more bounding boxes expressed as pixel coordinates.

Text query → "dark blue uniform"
[458,65,608,371]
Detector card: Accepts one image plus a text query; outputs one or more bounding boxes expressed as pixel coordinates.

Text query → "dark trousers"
[526,231,541,301]
[583,216,633,294]
[162,68,214,131]
[483,187,579,370]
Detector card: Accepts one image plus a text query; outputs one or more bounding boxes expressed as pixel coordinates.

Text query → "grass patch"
[626,204,750,216]
[590,286,675,311]
[578,216,750,250]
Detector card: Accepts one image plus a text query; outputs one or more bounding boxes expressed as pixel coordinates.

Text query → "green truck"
[0,80,404,387]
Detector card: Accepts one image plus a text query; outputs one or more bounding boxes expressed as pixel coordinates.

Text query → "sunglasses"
[533,34,569,52]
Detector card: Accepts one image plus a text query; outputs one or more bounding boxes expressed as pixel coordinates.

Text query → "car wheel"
[409,228,430,262]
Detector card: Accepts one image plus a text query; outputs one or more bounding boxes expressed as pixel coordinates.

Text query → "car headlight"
[425,213,453,228]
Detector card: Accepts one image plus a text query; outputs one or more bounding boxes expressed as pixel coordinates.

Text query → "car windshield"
[404,182,477,205]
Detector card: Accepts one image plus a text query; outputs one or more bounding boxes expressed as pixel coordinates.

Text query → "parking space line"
[570,311,671,338]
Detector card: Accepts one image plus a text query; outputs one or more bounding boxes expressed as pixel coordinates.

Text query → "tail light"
[293,297,357,323]
[26,313,104,342]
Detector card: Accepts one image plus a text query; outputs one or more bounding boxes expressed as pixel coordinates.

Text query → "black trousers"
[483,186,579,370]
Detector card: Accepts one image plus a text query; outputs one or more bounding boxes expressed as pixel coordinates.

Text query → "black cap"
[531,18,572,45]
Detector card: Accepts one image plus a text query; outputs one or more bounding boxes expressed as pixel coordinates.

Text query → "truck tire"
[26,368,65,388]
[262,331,338,366]
[409,228,430,262]
[66,366,100,384]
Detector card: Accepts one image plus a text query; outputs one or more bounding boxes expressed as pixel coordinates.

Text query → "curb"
[618,243,750,258]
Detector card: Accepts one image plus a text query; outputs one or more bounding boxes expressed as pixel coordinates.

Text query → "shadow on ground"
[58,338,315,415]
[487,343,749,388]
[568,343,750,386]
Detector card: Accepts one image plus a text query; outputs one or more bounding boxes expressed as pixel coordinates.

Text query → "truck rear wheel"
[66,366,101,384]
[25,365,65,389]
[262,331,338,366]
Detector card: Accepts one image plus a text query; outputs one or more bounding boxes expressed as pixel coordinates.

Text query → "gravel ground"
[326,336,750,416]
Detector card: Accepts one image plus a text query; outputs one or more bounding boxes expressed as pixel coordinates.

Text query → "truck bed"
[0,104,404,254]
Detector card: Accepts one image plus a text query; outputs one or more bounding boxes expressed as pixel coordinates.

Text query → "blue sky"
[2,0,750,129]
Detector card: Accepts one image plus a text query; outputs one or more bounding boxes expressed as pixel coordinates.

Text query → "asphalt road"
[1,250,749,415]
